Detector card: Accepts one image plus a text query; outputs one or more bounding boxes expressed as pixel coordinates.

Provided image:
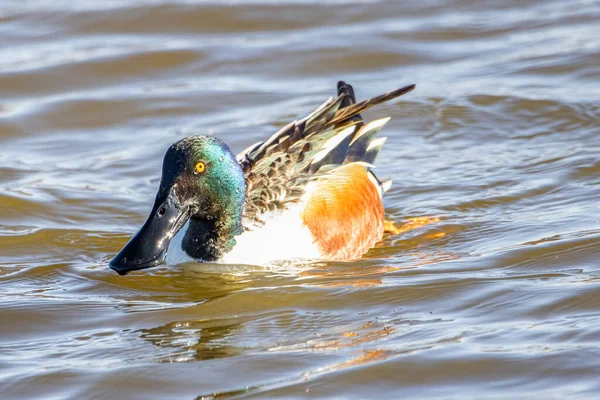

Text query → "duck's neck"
[181,211,243,261]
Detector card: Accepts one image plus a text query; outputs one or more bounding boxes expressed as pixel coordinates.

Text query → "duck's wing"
[237,81,415,228]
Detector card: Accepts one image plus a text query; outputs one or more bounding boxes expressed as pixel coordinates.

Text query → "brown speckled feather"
[236,81,415,229]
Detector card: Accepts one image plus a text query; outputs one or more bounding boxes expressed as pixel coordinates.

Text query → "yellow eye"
[194,162,206,174]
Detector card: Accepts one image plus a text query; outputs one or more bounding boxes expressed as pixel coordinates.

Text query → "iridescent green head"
[110,136,246,275]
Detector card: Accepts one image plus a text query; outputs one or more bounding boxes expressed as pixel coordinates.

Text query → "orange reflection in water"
[300,322,397,380]
[384,216,441,235]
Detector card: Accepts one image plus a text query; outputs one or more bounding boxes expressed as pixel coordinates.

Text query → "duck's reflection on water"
[131,262,303,362]
[137,319,243,362]
[132,218,457,364]
[128,267,249,362]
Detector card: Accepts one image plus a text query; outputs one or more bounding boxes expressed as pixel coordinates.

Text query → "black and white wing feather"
[237,81,415,228]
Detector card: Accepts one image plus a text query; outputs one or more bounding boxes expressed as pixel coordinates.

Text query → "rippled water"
[1,0,599,398]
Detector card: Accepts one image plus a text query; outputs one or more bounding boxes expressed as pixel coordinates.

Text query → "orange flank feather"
[301,163,385,260]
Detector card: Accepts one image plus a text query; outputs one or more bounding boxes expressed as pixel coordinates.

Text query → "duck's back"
[231,81,415,263]
[221,163,385,265]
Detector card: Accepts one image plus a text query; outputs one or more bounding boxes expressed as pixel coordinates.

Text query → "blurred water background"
[0,0,599,398]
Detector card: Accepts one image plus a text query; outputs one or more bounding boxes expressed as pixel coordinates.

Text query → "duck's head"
[110,136,246,275]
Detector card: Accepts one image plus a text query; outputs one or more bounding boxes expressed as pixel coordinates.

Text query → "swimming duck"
[109,81,415,275]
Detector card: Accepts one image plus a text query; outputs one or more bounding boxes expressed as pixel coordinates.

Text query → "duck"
[109,81,416,275]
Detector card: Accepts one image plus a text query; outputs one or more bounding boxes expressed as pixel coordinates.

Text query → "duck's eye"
[194,162,206,174]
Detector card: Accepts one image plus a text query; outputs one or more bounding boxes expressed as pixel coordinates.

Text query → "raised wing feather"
[237,81,415,228]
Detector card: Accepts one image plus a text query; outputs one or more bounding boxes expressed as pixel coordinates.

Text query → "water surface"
[1,0,600,398]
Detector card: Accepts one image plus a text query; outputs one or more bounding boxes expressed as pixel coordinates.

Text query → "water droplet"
[219,156,224,162]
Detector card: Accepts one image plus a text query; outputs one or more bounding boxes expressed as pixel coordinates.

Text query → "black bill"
[109,190,191,275]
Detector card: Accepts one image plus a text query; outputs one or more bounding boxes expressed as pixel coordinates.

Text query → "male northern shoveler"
[109,81,415,275]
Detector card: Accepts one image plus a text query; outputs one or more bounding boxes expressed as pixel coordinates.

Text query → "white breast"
[221,203,320,265]
[166,203,321,266]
